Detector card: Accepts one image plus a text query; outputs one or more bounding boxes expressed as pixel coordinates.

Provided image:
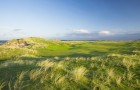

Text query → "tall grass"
[0,39,140,89]
[0,82,6,90]
[0,55,140,90]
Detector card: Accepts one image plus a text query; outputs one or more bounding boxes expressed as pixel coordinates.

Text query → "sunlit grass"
[0,56,140,89]
[0,38,140,89]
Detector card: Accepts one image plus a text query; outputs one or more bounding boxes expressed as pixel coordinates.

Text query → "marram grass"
[0,38,140,90]
[0,56,140,90]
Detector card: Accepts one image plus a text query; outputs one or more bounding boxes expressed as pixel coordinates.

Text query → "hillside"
[0,37,140,90]
[0,37,140,60]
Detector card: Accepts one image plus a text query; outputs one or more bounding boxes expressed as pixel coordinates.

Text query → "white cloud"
[0,28,28,40]
[74,29,91,34]
[98,31,114,36]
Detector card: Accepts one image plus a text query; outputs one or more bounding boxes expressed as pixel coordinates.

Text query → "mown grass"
[0,38,140,90]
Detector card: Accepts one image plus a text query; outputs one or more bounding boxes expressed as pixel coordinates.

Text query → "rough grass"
[0,56,140,90]
[0,38,140,90]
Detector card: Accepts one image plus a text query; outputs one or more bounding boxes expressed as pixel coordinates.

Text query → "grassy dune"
[0,37,140,90]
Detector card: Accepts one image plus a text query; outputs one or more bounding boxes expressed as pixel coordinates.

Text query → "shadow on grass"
[90,50,108,56]
[0,65,39,81]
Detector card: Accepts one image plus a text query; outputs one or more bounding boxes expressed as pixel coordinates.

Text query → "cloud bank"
[0,28,140,40]
[62,29,140,40]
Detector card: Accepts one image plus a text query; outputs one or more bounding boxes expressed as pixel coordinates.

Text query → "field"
[0,37,140,90]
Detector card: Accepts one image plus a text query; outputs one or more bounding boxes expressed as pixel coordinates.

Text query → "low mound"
[3,37,61,48]
[4,38,29,47]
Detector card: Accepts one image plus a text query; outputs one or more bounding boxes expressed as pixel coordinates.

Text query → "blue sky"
[0,0,140,40]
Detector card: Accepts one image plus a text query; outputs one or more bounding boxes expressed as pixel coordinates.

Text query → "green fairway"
[0,37,140,90]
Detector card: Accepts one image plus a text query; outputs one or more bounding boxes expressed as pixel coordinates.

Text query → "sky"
[0,0,140,40]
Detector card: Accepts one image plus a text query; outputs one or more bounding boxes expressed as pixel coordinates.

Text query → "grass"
[0,37,140,90]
